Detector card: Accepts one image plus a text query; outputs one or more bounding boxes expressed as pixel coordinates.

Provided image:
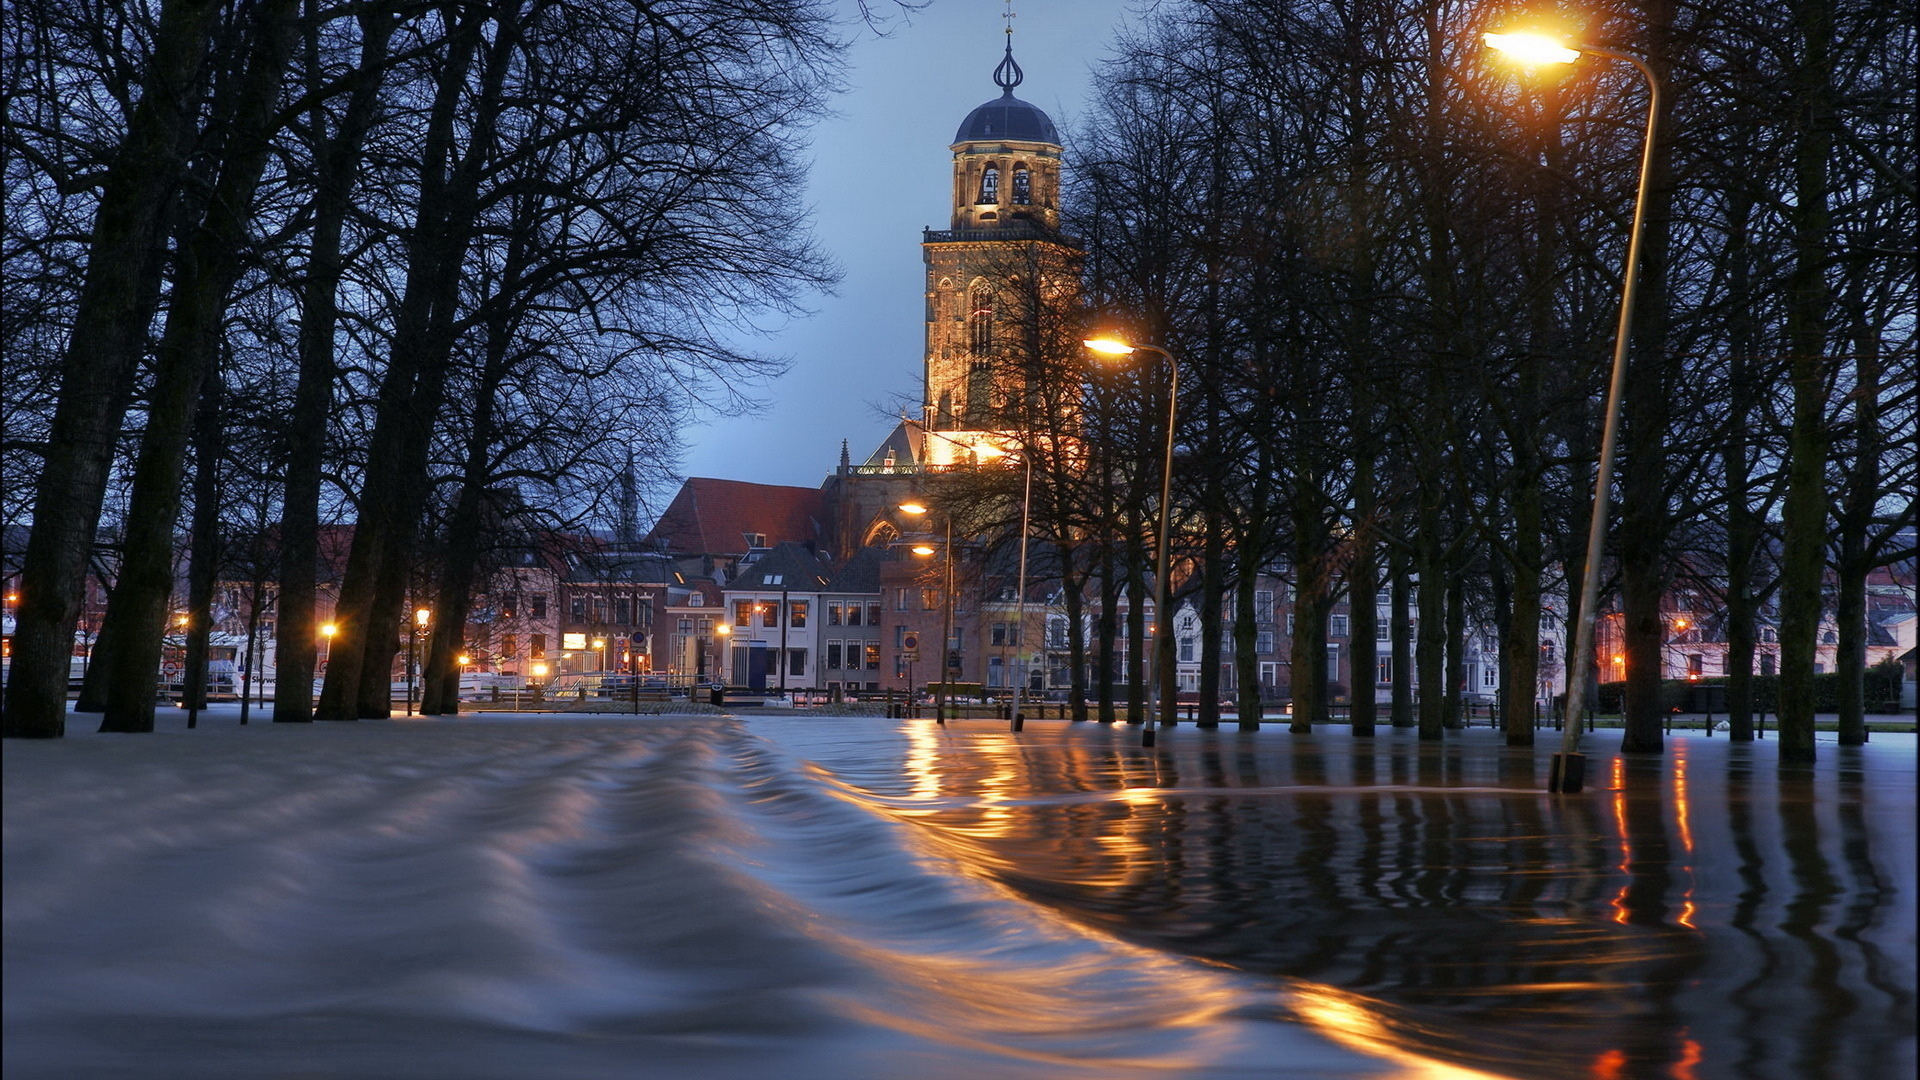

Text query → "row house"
[719,542,836,690]
[554,549,685,676]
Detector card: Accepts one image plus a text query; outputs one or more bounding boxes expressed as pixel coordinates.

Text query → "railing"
[923,225,1083,247]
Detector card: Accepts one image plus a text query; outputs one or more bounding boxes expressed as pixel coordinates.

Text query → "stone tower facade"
[920,40,1079,461]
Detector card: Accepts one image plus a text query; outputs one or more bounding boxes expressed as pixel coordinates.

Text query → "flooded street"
[4,712,1913,1079]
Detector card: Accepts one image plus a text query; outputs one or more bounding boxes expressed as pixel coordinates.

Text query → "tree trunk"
[1095,542,1119,722]
[3,0,223,738]
[1415,501,1445,740]
[96,0,300,734]
[1196,510,1225,727]
[1349,454,1378,737]
[1391,543,1414,727]
[1777,0,1837,766]
[181,375,224,715]
[1233,559,1262,730]
[275,5,398,722]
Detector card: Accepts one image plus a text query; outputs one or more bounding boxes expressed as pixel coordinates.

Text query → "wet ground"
[5,710,1913,1079]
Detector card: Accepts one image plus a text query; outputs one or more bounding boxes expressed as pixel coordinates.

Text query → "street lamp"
[1085,336,1179,748]
[1485,29,1662,793]
[901,500,956,724]
[407,607,430,716]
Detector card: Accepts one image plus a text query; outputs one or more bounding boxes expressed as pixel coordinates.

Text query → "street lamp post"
[1484,31,1663,793]
[901,502,955,724]
[406,607,430,716]
[1085,336,1179,748]
[1009,451,1034,732]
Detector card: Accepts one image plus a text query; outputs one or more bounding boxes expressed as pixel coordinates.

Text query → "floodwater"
[4,711,1913,1079]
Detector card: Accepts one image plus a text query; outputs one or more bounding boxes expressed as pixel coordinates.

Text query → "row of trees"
[940,0,1912,763]
[3,0,856,737]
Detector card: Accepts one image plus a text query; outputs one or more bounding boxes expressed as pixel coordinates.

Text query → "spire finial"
[993,2,1022,95]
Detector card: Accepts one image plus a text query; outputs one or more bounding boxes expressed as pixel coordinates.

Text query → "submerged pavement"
[5,708,1913,1079]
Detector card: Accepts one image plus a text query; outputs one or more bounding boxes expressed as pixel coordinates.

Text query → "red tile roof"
[645,478,822,557]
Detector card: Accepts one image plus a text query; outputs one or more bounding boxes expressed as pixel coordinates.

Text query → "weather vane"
[1003,1,1016,41]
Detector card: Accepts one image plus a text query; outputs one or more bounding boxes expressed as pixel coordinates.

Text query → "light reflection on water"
[819,723,1916,1080]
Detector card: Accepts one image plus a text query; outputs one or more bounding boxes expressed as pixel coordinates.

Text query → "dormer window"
[744,532,766,549]
[1011,165,1031,205]
[766,573,783,586]
[978,165,999,204]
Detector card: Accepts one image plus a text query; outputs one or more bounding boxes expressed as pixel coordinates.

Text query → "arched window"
[1011,165,1031,205]
[968,283,994,352]
[978,166,999,204]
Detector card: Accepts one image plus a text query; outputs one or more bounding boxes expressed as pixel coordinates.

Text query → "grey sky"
[676,1,1127,492]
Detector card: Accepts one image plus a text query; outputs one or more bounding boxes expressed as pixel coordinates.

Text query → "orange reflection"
[1291,984,1513,1079]
[1673,751,1696,929]
[1593,1047,1627,1077]
[1671,1036,1702,1079]
[1611,758,1631,925]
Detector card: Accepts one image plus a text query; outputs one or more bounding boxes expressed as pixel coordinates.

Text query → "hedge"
[1597,663,1906,713]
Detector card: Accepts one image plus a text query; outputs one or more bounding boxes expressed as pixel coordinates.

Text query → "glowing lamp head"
[1083,336,1137,357]
[717,624,731,636]
[1483,32,1580,66]
[911,544,937,557]
[899,501,929,516]
[532,663,548,678]
[415,607,431,626]
[321,623,337,638]
[457,654,470,666]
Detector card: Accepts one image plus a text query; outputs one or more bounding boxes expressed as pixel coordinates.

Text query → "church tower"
[920,30,1080,462]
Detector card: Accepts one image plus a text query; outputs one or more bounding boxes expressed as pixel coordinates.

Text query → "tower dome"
[953,41,1058,146]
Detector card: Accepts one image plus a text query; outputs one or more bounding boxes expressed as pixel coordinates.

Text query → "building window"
[1330,614,1349,638]
[789,601,808,628]
[1047,615,1068,649]
[1377,610,1391,641]
[1760,653,1776,676]
[530,597,546,619]
[1377,655,1392,684]
[687,592,703,607]
[501,634,517,660]
[1256,631,1274,655]
[1687,654,1703,676]
[895,625,907,647]
[921,588,938,611]
[1286,613,1294,635]
[733,601,751,627]
[1255,589,1273,618]
[571,598,587,621]
[1260,661,1278,687]
[895,588,910,611]
[1327,644,1339,681]
[827,603,843,626]
[845,603,862,627]
[969,283,994,352]
[827,642,842,669]
[531,634,547,660]
[867,603,881,626]
[1011,165,1030,204]
[614,599,630,625]
[865,644,880,670]
[1179,640,1195,662]
[991,622,1007,646]
[988,656,1004,686]
[1760,626,1777,643]
[978,165,999,204]
[789,649,806,676]
[502,593,520,619]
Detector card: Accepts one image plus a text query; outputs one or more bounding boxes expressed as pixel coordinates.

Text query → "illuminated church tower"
[919,30,1079,463]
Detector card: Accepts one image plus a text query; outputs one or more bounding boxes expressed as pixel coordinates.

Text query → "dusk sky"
[675,0,1128,497]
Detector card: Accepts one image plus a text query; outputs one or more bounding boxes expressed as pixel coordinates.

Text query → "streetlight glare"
[415,607,431,626]
[898,501,929,515]
[1083,336,1137,356]
[1483,32,1580,66]
[321,623,337,637]
[911,544,937,556]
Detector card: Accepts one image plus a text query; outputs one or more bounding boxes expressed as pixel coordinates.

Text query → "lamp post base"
[1141,725,1156,748]
[1548,752,1586,793]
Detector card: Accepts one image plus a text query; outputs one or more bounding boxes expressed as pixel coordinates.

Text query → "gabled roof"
[823,545,885,594]
[644,478,822,557]
[861,419,923,469]
[726,541,834,592]
[563,550,685,586]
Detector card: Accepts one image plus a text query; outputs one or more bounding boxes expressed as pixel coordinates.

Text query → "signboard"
[562,632,587,650]
[902,631,919,651]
